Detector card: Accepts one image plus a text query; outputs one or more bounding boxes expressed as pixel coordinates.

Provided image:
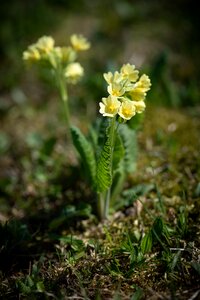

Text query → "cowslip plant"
[71,64,151,220]
[23,34,90,134]
[23,35,151,221]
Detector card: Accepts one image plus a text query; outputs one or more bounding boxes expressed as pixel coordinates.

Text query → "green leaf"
[49,204,92,230]
[170,250,181,271]
[26,275,34,288]
[114,183,154,210]
[88,124,98,153]
[152,217,164,240]
[40,136,56,156]
[191,262,200,275]
[17,281,31,294]
[109,131,125,204]
[141,230,152,254]
[119,124,137,174]
[111,167,126,206]
[122,184,155,198]
[96,134,112,192]
[95,117,110,160]
[36,281,45,292]
[71,126,96,187]
[112,132,125,172]
[59,236,85,252]
[194,182,200,197]
[131,286,143,300]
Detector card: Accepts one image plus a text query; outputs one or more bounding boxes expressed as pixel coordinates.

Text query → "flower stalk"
[57,72,71,139]
[103,116,117,219]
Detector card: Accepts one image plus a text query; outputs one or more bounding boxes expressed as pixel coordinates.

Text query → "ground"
[0,101,199,299]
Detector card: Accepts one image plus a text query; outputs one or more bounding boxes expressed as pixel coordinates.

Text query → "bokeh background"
[0,0,200,108]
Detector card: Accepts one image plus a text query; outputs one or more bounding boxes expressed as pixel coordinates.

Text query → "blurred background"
[0,0,200,108]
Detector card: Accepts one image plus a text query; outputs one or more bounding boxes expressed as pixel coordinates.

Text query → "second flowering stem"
[57,72,71,140]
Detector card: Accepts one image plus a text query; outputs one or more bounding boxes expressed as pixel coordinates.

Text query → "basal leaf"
[141,230,152,254]
[71,126,96,187]
[111,165,126,206]
[119,124,137,174]
[112,132,125,172]
[152,217,164,239]
[96,135,112,192]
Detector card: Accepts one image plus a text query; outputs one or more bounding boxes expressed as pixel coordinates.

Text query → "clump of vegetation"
[23,35,151,221]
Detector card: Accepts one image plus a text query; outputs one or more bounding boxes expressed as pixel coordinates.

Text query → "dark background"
[0,0,199,107]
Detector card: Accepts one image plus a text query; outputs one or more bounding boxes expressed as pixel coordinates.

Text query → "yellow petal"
[70,34,90,51]
[118,100,136,120]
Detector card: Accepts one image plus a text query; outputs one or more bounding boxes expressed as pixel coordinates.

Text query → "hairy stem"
[97,193,105,221]
[58,74,71,141]
[103,116,116,219]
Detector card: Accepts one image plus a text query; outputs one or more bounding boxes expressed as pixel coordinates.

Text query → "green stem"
[97,193,104,221]
[58,74,71,141]
[104,188,111,219]
[103,116,117,219]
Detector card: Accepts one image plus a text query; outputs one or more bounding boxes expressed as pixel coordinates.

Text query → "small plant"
[17,260,46,296]
[23,36,151,221]
[71,64,151,219]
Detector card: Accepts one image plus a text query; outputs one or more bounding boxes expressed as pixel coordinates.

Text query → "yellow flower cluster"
[99,64,151,120]
[23,34,90,84]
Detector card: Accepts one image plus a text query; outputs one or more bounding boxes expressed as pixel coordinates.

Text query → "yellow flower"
[23,45,41,62]
[103,71,122,85]
[53,47,62,59]
[103,72,113,84]
[70,34,90,51]
[118,100,136,120]
[53,46,77,63]
[36,36,55,54]
[129,88,146,101]
[23,36,55,64]
[120,63,139,82]
[130,74,151,101]
[135,74,151,92]
[99,96,121,117]
[61,47,77,63]
[100,64,151,119]
[65,62,84,83]
[107,82,125,97]
[132,100,146,113]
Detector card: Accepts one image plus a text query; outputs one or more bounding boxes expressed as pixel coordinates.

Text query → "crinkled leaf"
[112,132,125,172]
[111,166,126,206]
[71,126,96,187]
[96,135,112,192]
[119,124,137,174]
